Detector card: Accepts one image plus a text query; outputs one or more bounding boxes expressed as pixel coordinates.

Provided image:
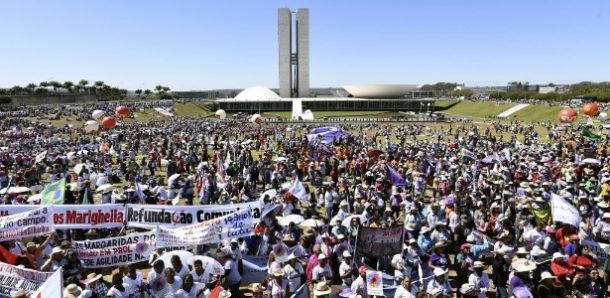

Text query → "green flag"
[82,188,89,205]
[582,127,601,141]
[41,177,66,205]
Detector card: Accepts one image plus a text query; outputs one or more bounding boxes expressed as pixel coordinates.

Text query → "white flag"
[288,177,309,202]
[550,193,581,227]
[32,268,63,298]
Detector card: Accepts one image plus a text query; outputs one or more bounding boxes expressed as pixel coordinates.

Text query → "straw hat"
[243,283,267,296]
[272,268,285,278]
[552,252,564,261]
[433,267,447,277]
[512,258,537,272]
[10,290,27,298]
[473,261,484,269]
[459,283,475,295]
[342,251,352,258]
[64,284,83,297]
[81,273,102,285]
[313,282,332,296]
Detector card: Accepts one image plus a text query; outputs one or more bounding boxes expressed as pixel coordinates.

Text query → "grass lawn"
[441,100,516,119]
[173,102,211,118]
[506,104,563,122]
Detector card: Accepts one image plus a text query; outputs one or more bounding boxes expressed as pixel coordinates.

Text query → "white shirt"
[175,282,205,298]
[394,285,416,298]
[468,272,490,298]
[122,272,143,291]
[426,278,452,297]
[269,279,289,298]
[190,269,208,284]
[224,259,241,284]
[174,265,190,280]
[283,263,304,292]
[339,261,353,286]
[312,263,332,282]
[168,276,183,293]
[351,276,369,298]
[107,284,133,298]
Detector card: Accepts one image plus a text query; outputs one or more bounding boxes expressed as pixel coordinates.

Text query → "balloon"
[102,117,117,129]
[115,106,131,118]
[558,108,578,123]
[599,112,608,120]
[92,110,104,120]
[84,120,99,133]
[583,102,600,117]
[250,114,263,125]
[215,109,227,120]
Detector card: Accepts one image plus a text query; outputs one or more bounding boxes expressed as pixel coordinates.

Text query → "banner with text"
[156,208,254,247]
[0,207,53,242]
[126,201,262,229]
[73,231,156,268]
[0,262,53,297]
[355,226,404,258]
[581,240,610,263]
[0,205,125,229]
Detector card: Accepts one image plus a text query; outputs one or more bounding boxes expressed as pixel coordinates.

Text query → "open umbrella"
[27,193,42,203]
[274,157,288,162]
[342,215,363,228]
[167,174,181,186]
[582,158,601,165]
[299,219,324,228]
[279,214,305,226]
[259,189,277,201]
[0,186,31,194]
[158,250,195,268]
[192,255,225,276]
[262,203,282,218]
[73,163,90,174]
[95,184,114,193]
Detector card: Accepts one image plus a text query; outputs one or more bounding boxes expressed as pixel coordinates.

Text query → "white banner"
[156,208,254,247]
[31,268,62,298]
[0,205,126,229]
[126,201,262,229]
[581,240,610,263]
[0,207,53,242]
[0,262,53,297]
[73,231,155,268]
[550,193,582,227]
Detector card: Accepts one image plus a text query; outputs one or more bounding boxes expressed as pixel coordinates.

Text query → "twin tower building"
[278,8,309,98]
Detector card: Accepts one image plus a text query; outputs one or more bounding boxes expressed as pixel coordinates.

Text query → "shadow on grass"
[434,101,461,111]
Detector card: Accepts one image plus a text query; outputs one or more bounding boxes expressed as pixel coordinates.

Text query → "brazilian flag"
[582,127,601,141]
[41,177,66,205]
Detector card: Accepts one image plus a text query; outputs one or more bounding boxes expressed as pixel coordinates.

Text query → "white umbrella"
[280,214,305,226]
[27,193,42,203]
[73,163,90,174]
[0,186,31,194]
[192,255,225,276]
[582,158,601,165]
[299,219,324,228]
[160,159,169,167]
[274,157,288,162]
[167,174,181,186]
[342,215,363,228]
[158,250,195,268]
[241,140,253,145]
[262,203,282,218]
[95,184,114,193]
[66,152,76,160]
[259,189,277,201]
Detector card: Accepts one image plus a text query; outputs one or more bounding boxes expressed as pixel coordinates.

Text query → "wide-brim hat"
[473,261,484,269]
[313,282,332,296]
[64,284,83,296]
[433,267,447,276]
[282,234,295,242]
[540,271,556,281]
[81,273,102,285]
[273,268,285,277]
[512,258,537,272]
[10,289,27,298]
[243,283,268,296]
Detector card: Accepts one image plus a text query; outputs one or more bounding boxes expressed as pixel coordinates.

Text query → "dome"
[234,86,281,101]
[342,84,418,98]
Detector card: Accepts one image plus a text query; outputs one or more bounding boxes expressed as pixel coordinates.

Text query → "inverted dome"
[234,86,281,101]
[343,84,418,98]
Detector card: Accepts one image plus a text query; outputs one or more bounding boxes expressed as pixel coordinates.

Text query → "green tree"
[135,89,143,97]
[63,81,74,92]
[155,85,163,93]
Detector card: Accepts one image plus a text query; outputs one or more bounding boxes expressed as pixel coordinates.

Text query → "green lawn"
[173,102,211,117]
[506,104,563,122]
[441,100,516,119]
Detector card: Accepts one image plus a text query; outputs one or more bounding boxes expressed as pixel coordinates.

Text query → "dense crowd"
[2,100,610,298]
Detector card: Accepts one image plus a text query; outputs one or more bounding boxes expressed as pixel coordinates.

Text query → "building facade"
[278,8,310,98]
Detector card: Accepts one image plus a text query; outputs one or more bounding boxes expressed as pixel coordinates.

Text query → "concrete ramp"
[497,104,529,118]
[154,107,174,117]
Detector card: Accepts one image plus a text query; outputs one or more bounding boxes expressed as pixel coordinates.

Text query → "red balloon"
[116,106,131,118]
[558,108,578,123]
[102,117,117,129]
[583,102,600,117]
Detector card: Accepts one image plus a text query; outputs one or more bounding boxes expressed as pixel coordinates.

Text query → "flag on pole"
[288,177,309,201]
[482,152,502,164]
[386,165,406,187]
[216,154,226,185]
[582,127,601,141]
[41,178,66,205]
[461,148,477,161]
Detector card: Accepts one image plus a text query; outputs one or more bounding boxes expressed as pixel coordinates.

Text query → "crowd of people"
[1,99,610,298]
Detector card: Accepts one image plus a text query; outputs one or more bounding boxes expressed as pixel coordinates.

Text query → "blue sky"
[1,0,609,90]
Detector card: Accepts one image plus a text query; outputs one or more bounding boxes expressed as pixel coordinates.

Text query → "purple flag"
[386,165,406,187]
